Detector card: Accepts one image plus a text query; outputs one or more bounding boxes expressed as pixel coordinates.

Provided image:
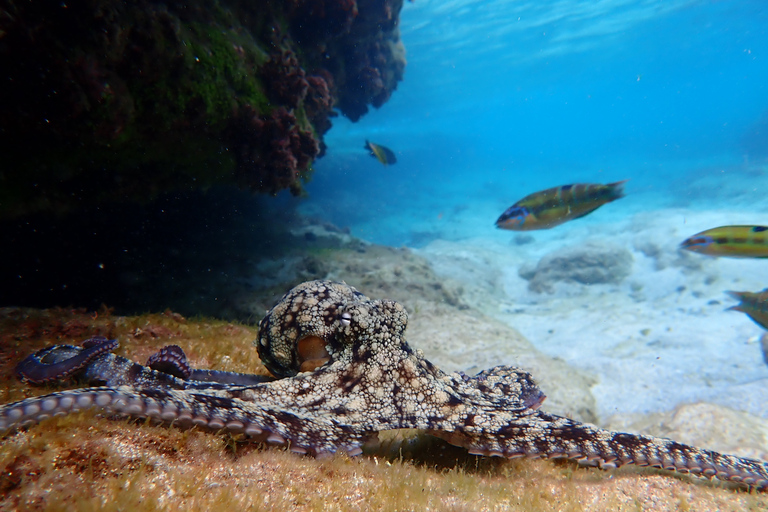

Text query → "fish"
[679,225,768,258]
[727,289,768,330]
[495,180,628,231]
[364,140,397,165]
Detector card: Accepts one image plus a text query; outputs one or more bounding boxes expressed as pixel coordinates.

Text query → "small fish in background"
[727,289,768,330]
[495,180,627,231]
[680,225,768,258]
[364,140,397,165]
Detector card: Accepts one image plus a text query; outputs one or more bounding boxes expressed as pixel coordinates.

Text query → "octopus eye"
[340,312,352,326]
[297,335,331,373]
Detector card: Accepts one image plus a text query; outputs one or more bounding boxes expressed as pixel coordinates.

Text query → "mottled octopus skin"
[2,280,768,489]
[15,336,119,384]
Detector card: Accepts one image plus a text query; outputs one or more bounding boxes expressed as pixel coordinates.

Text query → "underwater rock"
[633,236,710,274]
[306,0,407,122]
[632,238,666,268]
[110,212,468,321]
[406,303,598,423]
[230,105,320,196]
[323,245,468,311]
[513,234,535,245]
[415,239,511,314]
[520,241,634,294]
[231,242,471,320]
[606,402,768,462]
[0,0,405,218]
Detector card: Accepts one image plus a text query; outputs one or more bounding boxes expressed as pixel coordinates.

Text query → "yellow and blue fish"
[680,225,768,258]
[727,289,768,330]
[364,140,397,165]
[495,180,628,231]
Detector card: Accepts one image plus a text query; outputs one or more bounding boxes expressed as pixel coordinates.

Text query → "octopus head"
[337,299,408,347]
[256,280,367,378]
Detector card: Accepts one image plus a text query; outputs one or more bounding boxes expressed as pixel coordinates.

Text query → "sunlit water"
[302,0,768,246]
[298,1,768,421]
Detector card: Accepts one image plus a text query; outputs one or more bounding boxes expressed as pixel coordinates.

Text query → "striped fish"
[680,225,768,258]
[727,289,768,330]
[495,180,628,231]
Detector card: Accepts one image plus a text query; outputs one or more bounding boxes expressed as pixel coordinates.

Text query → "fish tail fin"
[725,291,746,311]
[608,179,630,199]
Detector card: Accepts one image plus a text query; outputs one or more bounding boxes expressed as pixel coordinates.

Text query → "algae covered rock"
[520,241,633,294]
[405,302,599,423]
[0,0,405,218]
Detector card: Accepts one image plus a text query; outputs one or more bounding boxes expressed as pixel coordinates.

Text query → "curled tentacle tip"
[15,337,118,384]
[146,345,191,380]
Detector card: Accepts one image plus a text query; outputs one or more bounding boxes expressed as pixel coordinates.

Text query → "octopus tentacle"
[146,345,192,379]
[15,336,119,384]
[146,344,272,385]
[17,339,272,390]
[431,411,768,488]
[186,369,273,385]
[0,386,369,456]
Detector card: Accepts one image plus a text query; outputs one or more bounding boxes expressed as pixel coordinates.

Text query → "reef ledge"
[0,0,405,218]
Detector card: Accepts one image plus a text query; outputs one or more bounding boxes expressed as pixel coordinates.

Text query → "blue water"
[301,0,768,247]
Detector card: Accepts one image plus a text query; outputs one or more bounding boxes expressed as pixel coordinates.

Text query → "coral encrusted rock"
[0,0,405,218]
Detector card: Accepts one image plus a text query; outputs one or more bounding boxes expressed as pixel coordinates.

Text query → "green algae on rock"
[0,0,406,218]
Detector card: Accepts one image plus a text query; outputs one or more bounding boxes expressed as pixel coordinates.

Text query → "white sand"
[417,207,768,423]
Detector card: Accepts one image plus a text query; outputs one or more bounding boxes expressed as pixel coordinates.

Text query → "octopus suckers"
[161,404,178,421]
[225,420,244,431]
[41,398,59,411]
[123,400,145,415]
[207,418,225,430]
[145,404,162,417]
[76,395,93,408]
[176,411,194,423]
[95,393,113,407]
[192,416,209,427]
[244,424,263,436]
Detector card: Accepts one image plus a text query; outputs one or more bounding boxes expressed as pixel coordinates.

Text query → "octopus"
[2,279,768,490]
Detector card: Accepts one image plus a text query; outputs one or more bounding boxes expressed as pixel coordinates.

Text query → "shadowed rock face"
[0,0,405,218]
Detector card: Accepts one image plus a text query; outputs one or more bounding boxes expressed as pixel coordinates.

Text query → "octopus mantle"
[2,280,768,490]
